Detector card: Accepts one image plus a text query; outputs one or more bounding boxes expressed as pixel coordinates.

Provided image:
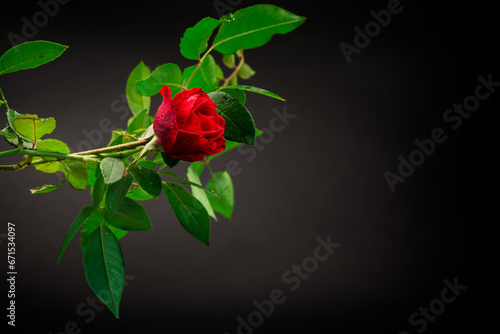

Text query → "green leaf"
[161,152,181,168]
[30,180,66,194]
[6,109,22,131]
[217,85,285,101]
[152,153,165,164]
[183,55,217,92]
[222,54,235,68]
[36,139,70,161]
[237,62,256,79]
[100,158,125,185]
[92,171,106,208]
[229,74,238,86]
[105,173,134,217]
[80,208,127,242]
[36,159,88,188]
[80,208,105,249]
[0,41,68,76]
[126,61,151,116]
[127,185,154,201]
[107,224,128,240]
[136,63,183,97]
[0,126,32,149]
[11,114,56,141]
[60,160,88,190]
[139,124,155,140]
[57,205,97,265]
[161,170,218,197]
[35,160,61,174]
[207,91,255,144]
[127,109,151,134]
[128,164,162,198]
[218,88,245,105]
[180,17,225,60]
[107,129,126,147]
[215,64,224,82]
[86,162,98,187]
[82,224,125,318]
[105,197,153,231]
[163,182,210,246]
[138,160,158,170]
[213,5,306,55]
[186,162,217,220]
[206,171,234,219]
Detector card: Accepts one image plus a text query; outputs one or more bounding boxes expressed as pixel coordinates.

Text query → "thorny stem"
[72,139,149,155]
[0,148,20,159]
[0,137,160,171]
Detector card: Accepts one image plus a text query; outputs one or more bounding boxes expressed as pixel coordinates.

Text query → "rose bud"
[153,85,226,162]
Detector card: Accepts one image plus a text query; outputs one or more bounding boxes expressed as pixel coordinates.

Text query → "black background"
[1,0,498,333]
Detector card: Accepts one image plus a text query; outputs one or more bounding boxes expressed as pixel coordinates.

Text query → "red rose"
[153,85,226,162]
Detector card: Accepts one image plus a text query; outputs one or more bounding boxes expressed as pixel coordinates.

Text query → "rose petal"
[175,95,198,129]
[167,129,217,155]
[153,85,177,152]
[154,85,226,162]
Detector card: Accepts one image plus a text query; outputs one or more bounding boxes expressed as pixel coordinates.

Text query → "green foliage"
[0,41,67,75]
[11,114,56,141]
[180,17,227,60]
[186,162,217,220]
[127,184,154,201]
[163,182,211,246]
[86,163,98,187]
[108,224,128,240]
[136,63,183,96]
[100,158,125,185]
[213,5,306,54]
[35,160,61,173]
[126,61,151,116]
[105,173,134,217]
[82,224,125,318]
[57,205,97,265]
[208,91,256,145]
[36,139,70,160]
[128,109,152,134]
[182,55,218,92]
[222,54,235,68]
[161,152,181,168]
[60,160,88,190]
[35,159,88,190]
[128,164,162,198]
[105,197,153,231]
[1,126,32,148]
[29,181,66,194]
[237,62,256,79]
[162,170,218,197]
[0,4,304,318]
[217,85,285,101]
[206,171,234,219]
[221,88,246,105]
[92,171,106,207]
